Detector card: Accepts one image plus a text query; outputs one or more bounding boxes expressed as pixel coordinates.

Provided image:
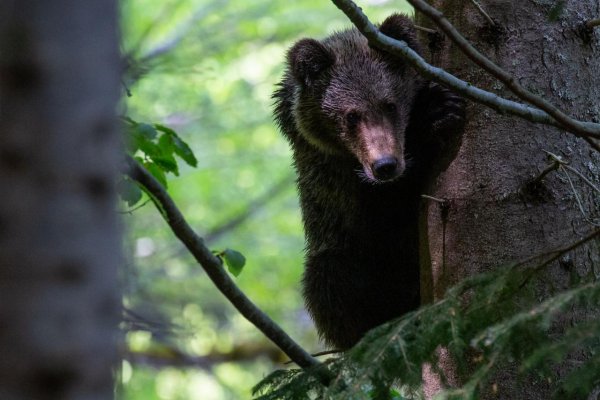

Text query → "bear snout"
[371,155,402,181]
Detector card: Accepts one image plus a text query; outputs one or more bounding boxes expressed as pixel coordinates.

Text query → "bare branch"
[406,0,600,139]
[586,18,600,29]
[560,165,600,227]
[118,199,151,214]
[330,0,600,141]
[414,24,437,34]
[563,164,600,194]
[204,174,292,244]
[544,150,600,194]
[126,341,286,369]
[584,137,600,152]
[515,228,600,288]
[469,0,495,26]
[139,3,219,63]
[124,156,322,371]
[421,194,447,204]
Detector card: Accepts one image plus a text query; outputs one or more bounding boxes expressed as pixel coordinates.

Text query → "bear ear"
[378,13,423,54]
[288,38,335,87]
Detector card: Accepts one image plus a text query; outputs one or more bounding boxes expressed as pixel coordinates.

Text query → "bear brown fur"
[273,14,465,349]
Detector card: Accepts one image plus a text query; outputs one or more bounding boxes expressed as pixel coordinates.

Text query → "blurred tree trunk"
[0,1,121,399]
[417,0,600,398]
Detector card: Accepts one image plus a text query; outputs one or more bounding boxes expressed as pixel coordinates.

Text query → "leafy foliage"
[120,117,198,206]
[125,117,198,177]
[254,236,600,399]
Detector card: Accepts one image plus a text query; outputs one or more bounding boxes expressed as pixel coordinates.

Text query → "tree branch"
[515,228,600,289]
[406,0,600,139]
[204,174,292,244]
[139,3,218,64]
[124,156,321,371]
[586,18,600,29]
[514,228,600,272]
[469,0,495,26]
[330,0,600,141]
[126,341,286,370]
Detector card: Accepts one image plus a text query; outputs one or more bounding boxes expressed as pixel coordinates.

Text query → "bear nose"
[372,156,399,180]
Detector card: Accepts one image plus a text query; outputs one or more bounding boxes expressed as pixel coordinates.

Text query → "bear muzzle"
[354,122,406,183]
[371,156,403,181]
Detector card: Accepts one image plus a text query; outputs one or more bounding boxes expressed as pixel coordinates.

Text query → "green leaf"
[137,123,158,140]
[157,132,175,154]
[138,134,178,175]
[155,124,198,167]
[151,152,179,176]
[154,123,177,136]
[144,162,168,188]
[118,178,143,207]
[135,137,162,158]
[171,134,198,167]
[222,248,246,277]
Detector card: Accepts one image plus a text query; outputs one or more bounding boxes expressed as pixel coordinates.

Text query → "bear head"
[286,14,424,183]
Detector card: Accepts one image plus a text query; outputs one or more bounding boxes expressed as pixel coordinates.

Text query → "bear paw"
[427,83,466,137]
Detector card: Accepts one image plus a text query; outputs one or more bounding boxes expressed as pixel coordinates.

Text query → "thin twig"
[312,349,343,358]
[543,151,599,225]
[516,228,600,272]
[543,149,566,163]
[284,349,343,365]
[529,161,560,186]
[405,0,600,140]
[124,156,323,372]
[560,165,600,227]
[421,194,447,203]
[139,3,219,63]
[204,174,292,244]
[414,24,437,34]
[525,150,565,188]
[469,0,495,26]
[514,228,600,289]
[329,0,600,141]
[563,164,600,194]
[118,199,151,214]
[586,18,600,29]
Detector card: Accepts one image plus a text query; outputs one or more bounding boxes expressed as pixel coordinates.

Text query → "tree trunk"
[0,1,121,399]
[417,0,600,398]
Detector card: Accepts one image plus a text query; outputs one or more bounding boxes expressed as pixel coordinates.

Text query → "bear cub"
[273,14,465,349]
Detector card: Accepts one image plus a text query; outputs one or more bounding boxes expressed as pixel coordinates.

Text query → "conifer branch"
[124,156,321,371]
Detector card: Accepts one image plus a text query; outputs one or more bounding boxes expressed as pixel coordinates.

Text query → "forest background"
[120,0,409,398]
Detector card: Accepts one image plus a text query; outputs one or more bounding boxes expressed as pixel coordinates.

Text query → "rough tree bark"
[417,0,600,398]
[0,1,121,399]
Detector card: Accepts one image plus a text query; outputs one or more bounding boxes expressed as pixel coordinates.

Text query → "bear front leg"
[406,82,466,179]
[425,82,466,140]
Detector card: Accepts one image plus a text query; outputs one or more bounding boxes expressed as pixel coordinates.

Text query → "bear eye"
[384,102,397,115]
[346,111,361,127]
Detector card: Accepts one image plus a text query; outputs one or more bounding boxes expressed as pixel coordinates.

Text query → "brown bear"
[273,14,465,350]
